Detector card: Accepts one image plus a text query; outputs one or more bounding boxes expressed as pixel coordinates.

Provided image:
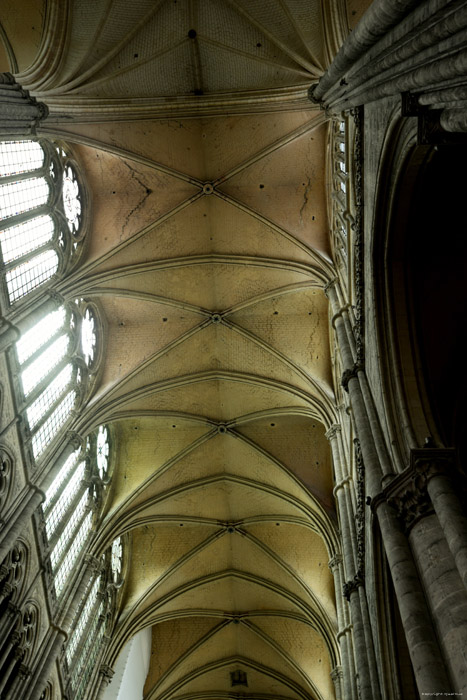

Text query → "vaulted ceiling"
[0,0,372,698]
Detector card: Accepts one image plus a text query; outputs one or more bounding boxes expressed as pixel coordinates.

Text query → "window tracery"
[0,139,86,306]
[39,424,111,600]
[64,535,124,700]
[331,118,350,274]
[0,449,12,512]
[14,300,102,462]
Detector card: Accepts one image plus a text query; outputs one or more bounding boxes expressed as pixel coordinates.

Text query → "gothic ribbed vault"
[0,0,372,698]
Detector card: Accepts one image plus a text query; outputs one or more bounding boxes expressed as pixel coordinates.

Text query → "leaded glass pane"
[0,177,49,220]
[6,248,58,302]
[96,425,109,479]
[32,389,76,458]
[53,512,91,595]
[111,536,122,582]
[50,490,88,570]
[27,364,72,429]
[0,141,44,177]
[16,306,66,364]
[0,215,54,263]
[45,461,86,539]
[62,165,81,234]
[43,448,81,511]
[21,333,69,396]
[81,308,96,366]
[66,575,100,662]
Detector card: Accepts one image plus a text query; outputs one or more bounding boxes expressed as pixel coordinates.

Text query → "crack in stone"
[122,160,153,234]
[300,175,312,222]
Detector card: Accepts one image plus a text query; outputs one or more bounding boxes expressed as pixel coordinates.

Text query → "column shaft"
[427,474,467,590]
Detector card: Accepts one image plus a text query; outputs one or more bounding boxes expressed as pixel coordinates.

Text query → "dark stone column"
[326,279,452,695]
[312,0,467,135]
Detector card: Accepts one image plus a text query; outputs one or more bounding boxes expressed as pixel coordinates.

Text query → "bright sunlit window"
[0,139,84,304]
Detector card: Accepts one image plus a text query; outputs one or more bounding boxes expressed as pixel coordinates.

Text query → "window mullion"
[2,240,57,275]
[17,328,67,374]
[50,500,92,575]
[68,593,104,672]
[21,356,72,407]
[0,203,50,231]
[28,377,75,438]
[45,482,89,551]
[0,166,48,186]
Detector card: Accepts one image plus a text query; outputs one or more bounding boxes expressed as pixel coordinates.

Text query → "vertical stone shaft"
[427,474,467,591]
[0,490,43,562]
[329,552,357,700]
[23,630,66,700]
[326,280,452,694]
[409,514,467,692]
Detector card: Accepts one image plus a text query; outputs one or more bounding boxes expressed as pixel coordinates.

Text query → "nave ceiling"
[0,0,372,698]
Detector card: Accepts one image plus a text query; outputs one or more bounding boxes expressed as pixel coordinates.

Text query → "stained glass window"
[96,425,109,479]
[81,307,96,366]
[0,139,85,305]
[111,537,122,582]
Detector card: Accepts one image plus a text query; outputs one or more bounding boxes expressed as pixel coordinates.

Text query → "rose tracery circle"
[81,308,96,367]
[62,165,82,234]
[96,425,109,479]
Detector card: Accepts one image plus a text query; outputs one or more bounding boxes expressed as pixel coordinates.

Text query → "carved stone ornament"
[99,664,115,681]
[331,666,344,682]
[341,363,363,392]
[343,573,364,601]
[354,438,365,575]
[377,448,456,533]
[350,106,364,365]
[328,553,343,572]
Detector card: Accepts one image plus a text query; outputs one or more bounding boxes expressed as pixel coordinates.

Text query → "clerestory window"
[64,533,124,700]
[41,424,111,598]
[0,140,85,305]
[15,300,100,461]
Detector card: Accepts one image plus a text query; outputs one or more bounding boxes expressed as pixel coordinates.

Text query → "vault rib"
[97,474,333,550]
[67,39,190,96]
[35,0,168,94]
[224,318,333,401]
[243,618,331,694]
[198,35,313,78]
[123,569,332,646]
[276,0,326,71]
[147,653,324,700]
[80,371,332,430]
[147,621,326,700]
[213,190,333,274]
[39,127,204,186]
[224,0,323,76]
[213,113,326,186]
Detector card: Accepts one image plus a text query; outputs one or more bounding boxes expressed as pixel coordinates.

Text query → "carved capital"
[308,84,320,104]
[323,277,339,299]
[99,664,114,682]
[343,573,364,601]
[325,424,341,442]
[331,666,343,682]
[387,481,433,533]
[328,554,343,572]
[341,364,363,392]
[66,431,84,450]
[84,554,102,573]
[410,448,456,483]
[376,448,457,533]
[0,73,15,85]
